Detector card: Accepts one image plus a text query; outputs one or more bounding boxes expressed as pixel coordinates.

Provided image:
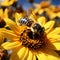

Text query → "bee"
[18,17,33,27]
[18,11,45,50]
[18,16,44,39]
[32,23,44,35]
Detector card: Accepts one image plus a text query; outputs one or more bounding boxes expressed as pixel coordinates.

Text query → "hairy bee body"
[32,23,44,35]
[18,17,33,27]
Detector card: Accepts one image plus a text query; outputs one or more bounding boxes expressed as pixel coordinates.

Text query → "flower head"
[1,16,60,60]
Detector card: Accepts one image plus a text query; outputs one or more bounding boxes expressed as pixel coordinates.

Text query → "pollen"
[20,29,47,50]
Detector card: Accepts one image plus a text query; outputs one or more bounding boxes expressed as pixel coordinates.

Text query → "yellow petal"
[1,42,21,50]
[10,49,20,60]
[44,21,55,33]
[41,49,60,60]
[15,13,23,25]
[57,12,60,17]
[10,54,20,60]
[27,51,33,60]
[47,51,60,60]
[29,13,36,22]
[38,9,44,14]
[47,27,60,42]
[15,13,23,21]
[10,46,21,60]
[0,8,3,17]
[37,52,48,60]
[17,47,28,60]
[1,29,19,41]
[0,33,4,45]
[8,0,16,5]
[37,17,46,26]
[33,55,36,60]
[49,13,57,19]
[22,48,29,60]
[4,8,8,18]
[52,42,60,50]
[1,1,10,6]
[1,0,17,6]
[48,27,60,35]
[48,35,60,40]
[0,36,3,44]
[4,17,20,34]
[1,42,11,46]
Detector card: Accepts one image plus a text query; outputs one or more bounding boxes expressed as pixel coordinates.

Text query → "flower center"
[20,28,47,50]
[0,18,6,28]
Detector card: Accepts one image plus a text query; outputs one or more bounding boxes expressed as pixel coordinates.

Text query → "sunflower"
[33,2,60,20]
[1,15,60,60]
[35,1,50,15]
[46,9,57,20]
[46,6,60,19]
[0,0,17,7]
[57,12,60,18]
[32,1,52,21]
